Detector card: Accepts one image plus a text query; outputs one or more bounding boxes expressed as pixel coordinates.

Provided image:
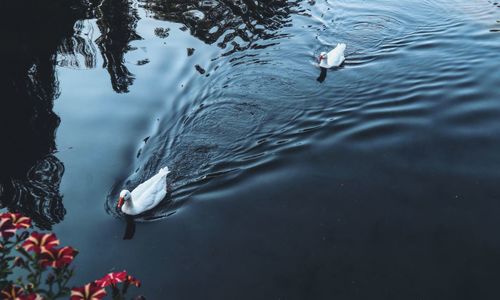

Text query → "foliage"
[0,212,142,300]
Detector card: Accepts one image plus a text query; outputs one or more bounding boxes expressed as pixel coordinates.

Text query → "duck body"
[319,43,346,69]
[119,167,170,215]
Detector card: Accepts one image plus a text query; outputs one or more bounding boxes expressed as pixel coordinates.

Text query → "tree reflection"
[58,20,98,69]
[141,0,298,55]
[1,157,65,230]
[0,0,88,229]
[95,0,142,93]
[0,0,300,227]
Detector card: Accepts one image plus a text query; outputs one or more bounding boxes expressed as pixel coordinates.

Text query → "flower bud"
[26,283,35,293]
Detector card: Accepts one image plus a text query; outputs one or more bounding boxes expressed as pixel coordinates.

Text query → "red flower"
[39,246,78,268]
[21,294,43,300]
[0,285,40,300]
[1,285,24,299]
[95,271,141,288]
[0,218,16,239]
[70,283,107,300]
[94,271,127,287]
[0,213,32,229]
[21,232,59,253]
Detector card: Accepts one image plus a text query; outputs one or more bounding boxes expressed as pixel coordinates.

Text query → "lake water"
[1,0,500,298]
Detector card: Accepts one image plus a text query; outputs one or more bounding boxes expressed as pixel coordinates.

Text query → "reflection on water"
[2,0,499,224]
[142,0,300,55]
[3,0,500,296]
[103,0,500,226]
[0,0,90,228]
[95,0,142,93]
[58,20,98,69]
[490,0,500,32]
[104,0,305,218]
[1,156,65,230]
[0,0,148,226]
[56,0,143,92]
[1,0,302,224]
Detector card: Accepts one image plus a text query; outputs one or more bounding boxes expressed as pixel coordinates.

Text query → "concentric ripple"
[106,0,500,220]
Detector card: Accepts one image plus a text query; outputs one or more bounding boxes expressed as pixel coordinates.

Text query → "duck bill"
[117,197,125,209]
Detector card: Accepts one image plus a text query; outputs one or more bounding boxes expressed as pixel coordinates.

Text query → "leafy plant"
[0,212,143,300]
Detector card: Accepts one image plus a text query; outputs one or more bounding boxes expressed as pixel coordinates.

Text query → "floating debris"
[195,64,206,74]
[154,27,170,38]
[187,48,195,56]
[136,59,150,65]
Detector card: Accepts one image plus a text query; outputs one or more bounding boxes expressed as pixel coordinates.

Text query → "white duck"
[117,167,170,215]
[318,43,346,68]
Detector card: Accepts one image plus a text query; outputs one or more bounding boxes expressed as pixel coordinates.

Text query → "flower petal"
[21,232,60,253]
[39,246,78,268]
[71,283,107,300]
[0,218,17,239]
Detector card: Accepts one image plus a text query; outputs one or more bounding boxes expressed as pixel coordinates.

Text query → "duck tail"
[159,167,170,176]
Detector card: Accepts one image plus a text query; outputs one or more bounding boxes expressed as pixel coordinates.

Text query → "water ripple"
[106,0,500,220]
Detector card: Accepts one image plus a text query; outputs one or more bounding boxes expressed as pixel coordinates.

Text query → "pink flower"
[94,271,127,287]
[0,213,32,229]
[70,283,107,300]
[21,232,59,253]
[38,246,78,268]
[95,271,141,288]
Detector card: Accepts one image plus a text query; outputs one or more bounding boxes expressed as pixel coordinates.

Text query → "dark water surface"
[2,0,500,298]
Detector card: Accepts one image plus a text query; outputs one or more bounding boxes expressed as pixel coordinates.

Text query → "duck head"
[118,190,131,209]
[318,52,327,63]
